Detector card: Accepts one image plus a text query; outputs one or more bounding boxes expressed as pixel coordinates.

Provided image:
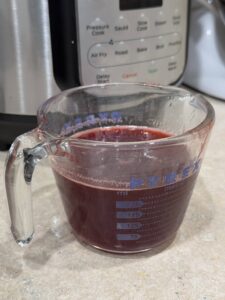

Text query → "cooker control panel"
[75,0,189,85]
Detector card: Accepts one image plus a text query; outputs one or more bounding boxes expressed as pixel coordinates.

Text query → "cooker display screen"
[120,0,163,10]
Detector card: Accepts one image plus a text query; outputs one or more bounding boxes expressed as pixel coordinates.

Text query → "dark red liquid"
[75,126,171,142]
[53,126,198,253]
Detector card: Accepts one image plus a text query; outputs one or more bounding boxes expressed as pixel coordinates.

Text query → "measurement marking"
[117,222,142,230]
[116,211,143,219]
[116,234,141,241]
[116,200,144,209]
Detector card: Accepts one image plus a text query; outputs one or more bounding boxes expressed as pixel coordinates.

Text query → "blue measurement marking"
[182,166,190,178]
[130,177,144,189]
[116,211,143,219]
[75,117,82,125]
[117,234,141,241]
[148,175,160,188]
[111,111,122,122]
[116,200,144,209]
[163,172,177,185]
[117,222,142,230]
[85,114,96,125]
[98,112,109,121]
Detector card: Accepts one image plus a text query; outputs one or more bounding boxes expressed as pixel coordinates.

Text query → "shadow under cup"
[47,84,215,254]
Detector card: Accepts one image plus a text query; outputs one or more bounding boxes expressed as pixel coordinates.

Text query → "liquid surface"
[74,126,171,142]
[53,126,198,253]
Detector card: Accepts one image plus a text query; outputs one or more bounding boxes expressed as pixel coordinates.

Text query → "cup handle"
[5,129,69,246]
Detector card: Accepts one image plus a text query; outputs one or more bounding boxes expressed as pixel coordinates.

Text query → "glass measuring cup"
[5,83,215,254]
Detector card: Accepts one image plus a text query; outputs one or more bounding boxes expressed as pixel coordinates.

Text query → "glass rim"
[38,82,215,148]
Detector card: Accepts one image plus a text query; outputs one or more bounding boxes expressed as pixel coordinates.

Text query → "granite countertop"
[0,92,225,300]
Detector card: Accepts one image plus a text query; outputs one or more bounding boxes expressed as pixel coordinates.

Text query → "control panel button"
[153,35,167,58]
[136,14,149,33]
[168,56,178,72]
[88,43,111,67]
[122,71,138,81]
[114,16,130,33]
[167,33,182,55]
[155,11,167,27]
[96,69,111,83]
[86,18,110,37]
[136,39,150,61]
[172,9,182,26]
[88,32,182,68]
[147,61,159,75]
[114,41,130,64]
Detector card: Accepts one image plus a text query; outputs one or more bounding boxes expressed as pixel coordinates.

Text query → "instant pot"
[0,0,190,148]
[184,0,225,100]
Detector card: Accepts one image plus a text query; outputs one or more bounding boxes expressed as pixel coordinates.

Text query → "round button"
[167,33,182,55]
[87,18,110,37]
[122,71,138,81]
[114,16,130,34]
[153,35,167,58]
[166,55,181,83]
[136,39,150,62]
[168,56,178,72]
[172,8,181,26]
[114,41,130,65]
[88,43,111,67]
[155,11,167,27]
[148,60,159,75]
[96,69,111,83]
[136,14,149,33]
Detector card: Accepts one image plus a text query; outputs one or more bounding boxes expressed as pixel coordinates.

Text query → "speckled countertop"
[0,92,225,300]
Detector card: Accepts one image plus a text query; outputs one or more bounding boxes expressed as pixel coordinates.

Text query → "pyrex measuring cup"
[5,83,215,254]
